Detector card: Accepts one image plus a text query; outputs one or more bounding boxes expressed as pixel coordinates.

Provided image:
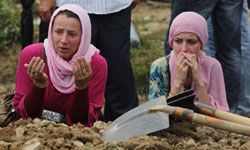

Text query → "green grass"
[131,6,167,96]
[131,30,165,96]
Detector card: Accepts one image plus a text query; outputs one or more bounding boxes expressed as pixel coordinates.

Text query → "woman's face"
[52,14,82,60]
[172,32,202,56]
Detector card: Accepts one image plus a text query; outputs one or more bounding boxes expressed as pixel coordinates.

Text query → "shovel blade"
[102,96,169,142]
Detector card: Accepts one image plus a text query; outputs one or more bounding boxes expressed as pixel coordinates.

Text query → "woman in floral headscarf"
[14,4,108,126]
[149,12,228,111]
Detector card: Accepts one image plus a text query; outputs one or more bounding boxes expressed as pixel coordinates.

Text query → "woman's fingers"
[176,53,185,65]
[32,58,42,76]
[75,57,92,78]
[25,57,46,79]
[38,60,45,74]
[175,53,190,84]
[25,57,36,73]
[82,57,92,76]
[32,57,42,71]
[72,57,87,80]
[181,53,203,82]
[183,58,193,68]
[182,53,197,65]
[181,53,199,71]
[72,57,92,90]
[78,57,86,75]
[178,60,189,77]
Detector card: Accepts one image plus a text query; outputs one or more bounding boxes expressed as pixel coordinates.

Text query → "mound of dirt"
[0,119,249,150]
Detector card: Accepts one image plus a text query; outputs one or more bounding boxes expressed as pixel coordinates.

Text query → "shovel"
[102,89,195,142]
[102,89,250,141]
[149,105,250,136]
[192,102,250,126]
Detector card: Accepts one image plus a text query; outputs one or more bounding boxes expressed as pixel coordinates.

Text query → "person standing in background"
[20,0,34,48]
[20,0,56,48]
[236,0,250,116]
[204,0,250,116]
[38,0,56,42]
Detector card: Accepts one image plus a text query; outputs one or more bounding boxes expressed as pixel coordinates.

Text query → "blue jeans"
[205,0,249,115]
[203,17,216,57]
[164,0,243,112]
[237,0,250,116]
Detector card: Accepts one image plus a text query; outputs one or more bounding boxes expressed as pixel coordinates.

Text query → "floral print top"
[148,56,170,100]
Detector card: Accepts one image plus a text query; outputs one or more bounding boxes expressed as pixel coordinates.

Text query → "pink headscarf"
[168,12,228,110]
[169,11,208,86]
[43,4,99,93]
[168,11,208,49]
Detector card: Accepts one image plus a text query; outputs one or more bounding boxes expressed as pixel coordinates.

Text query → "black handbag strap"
[41,43,46,62]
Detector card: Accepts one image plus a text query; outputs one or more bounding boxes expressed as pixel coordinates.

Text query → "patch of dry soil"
[0,119,250,149]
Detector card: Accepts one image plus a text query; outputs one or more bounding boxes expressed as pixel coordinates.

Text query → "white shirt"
[56,0,132,14]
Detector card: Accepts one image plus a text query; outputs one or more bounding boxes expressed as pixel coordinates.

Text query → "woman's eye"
[69,33,75,37]
[187,39,198,45]
[68,32,77,37]
[55,30,63,35]
[174,39,182,44]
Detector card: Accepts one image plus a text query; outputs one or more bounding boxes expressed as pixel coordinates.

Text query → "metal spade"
[102,89,195,142]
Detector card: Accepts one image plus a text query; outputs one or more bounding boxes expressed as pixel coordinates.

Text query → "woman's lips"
[58,47,68,53]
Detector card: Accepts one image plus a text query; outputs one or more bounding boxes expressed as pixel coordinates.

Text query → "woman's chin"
[59,54,71,61]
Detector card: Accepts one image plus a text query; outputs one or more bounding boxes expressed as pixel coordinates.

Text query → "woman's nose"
[60,34,68,43]
[180,42,188,52]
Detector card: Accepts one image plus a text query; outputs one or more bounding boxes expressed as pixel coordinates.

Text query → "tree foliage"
[0,0,21,52]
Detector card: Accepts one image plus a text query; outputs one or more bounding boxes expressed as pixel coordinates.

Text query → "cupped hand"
[71,57,92,90]
[24,57,48,88]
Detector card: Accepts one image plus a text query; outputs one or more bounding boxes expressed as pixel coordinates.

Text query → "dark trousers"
[20,0,34,48]
[164,0,243,112]
[20,0,49,48]
[89,6,138,121]
[39,21,49,42]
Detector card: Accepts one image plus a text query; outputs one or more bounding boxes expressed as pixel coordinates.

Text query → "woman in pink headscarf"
[149,12,229,111]
[14,4,108,126]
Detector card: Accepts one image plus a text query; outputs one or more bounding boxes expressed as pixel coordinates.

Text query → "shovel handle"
[151,105,250,136]
[195,103,250,126]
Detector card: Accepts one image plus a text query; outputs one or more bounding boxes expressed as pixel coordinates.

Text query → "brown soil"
[1,119,249,149]
[1,1,250,150]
